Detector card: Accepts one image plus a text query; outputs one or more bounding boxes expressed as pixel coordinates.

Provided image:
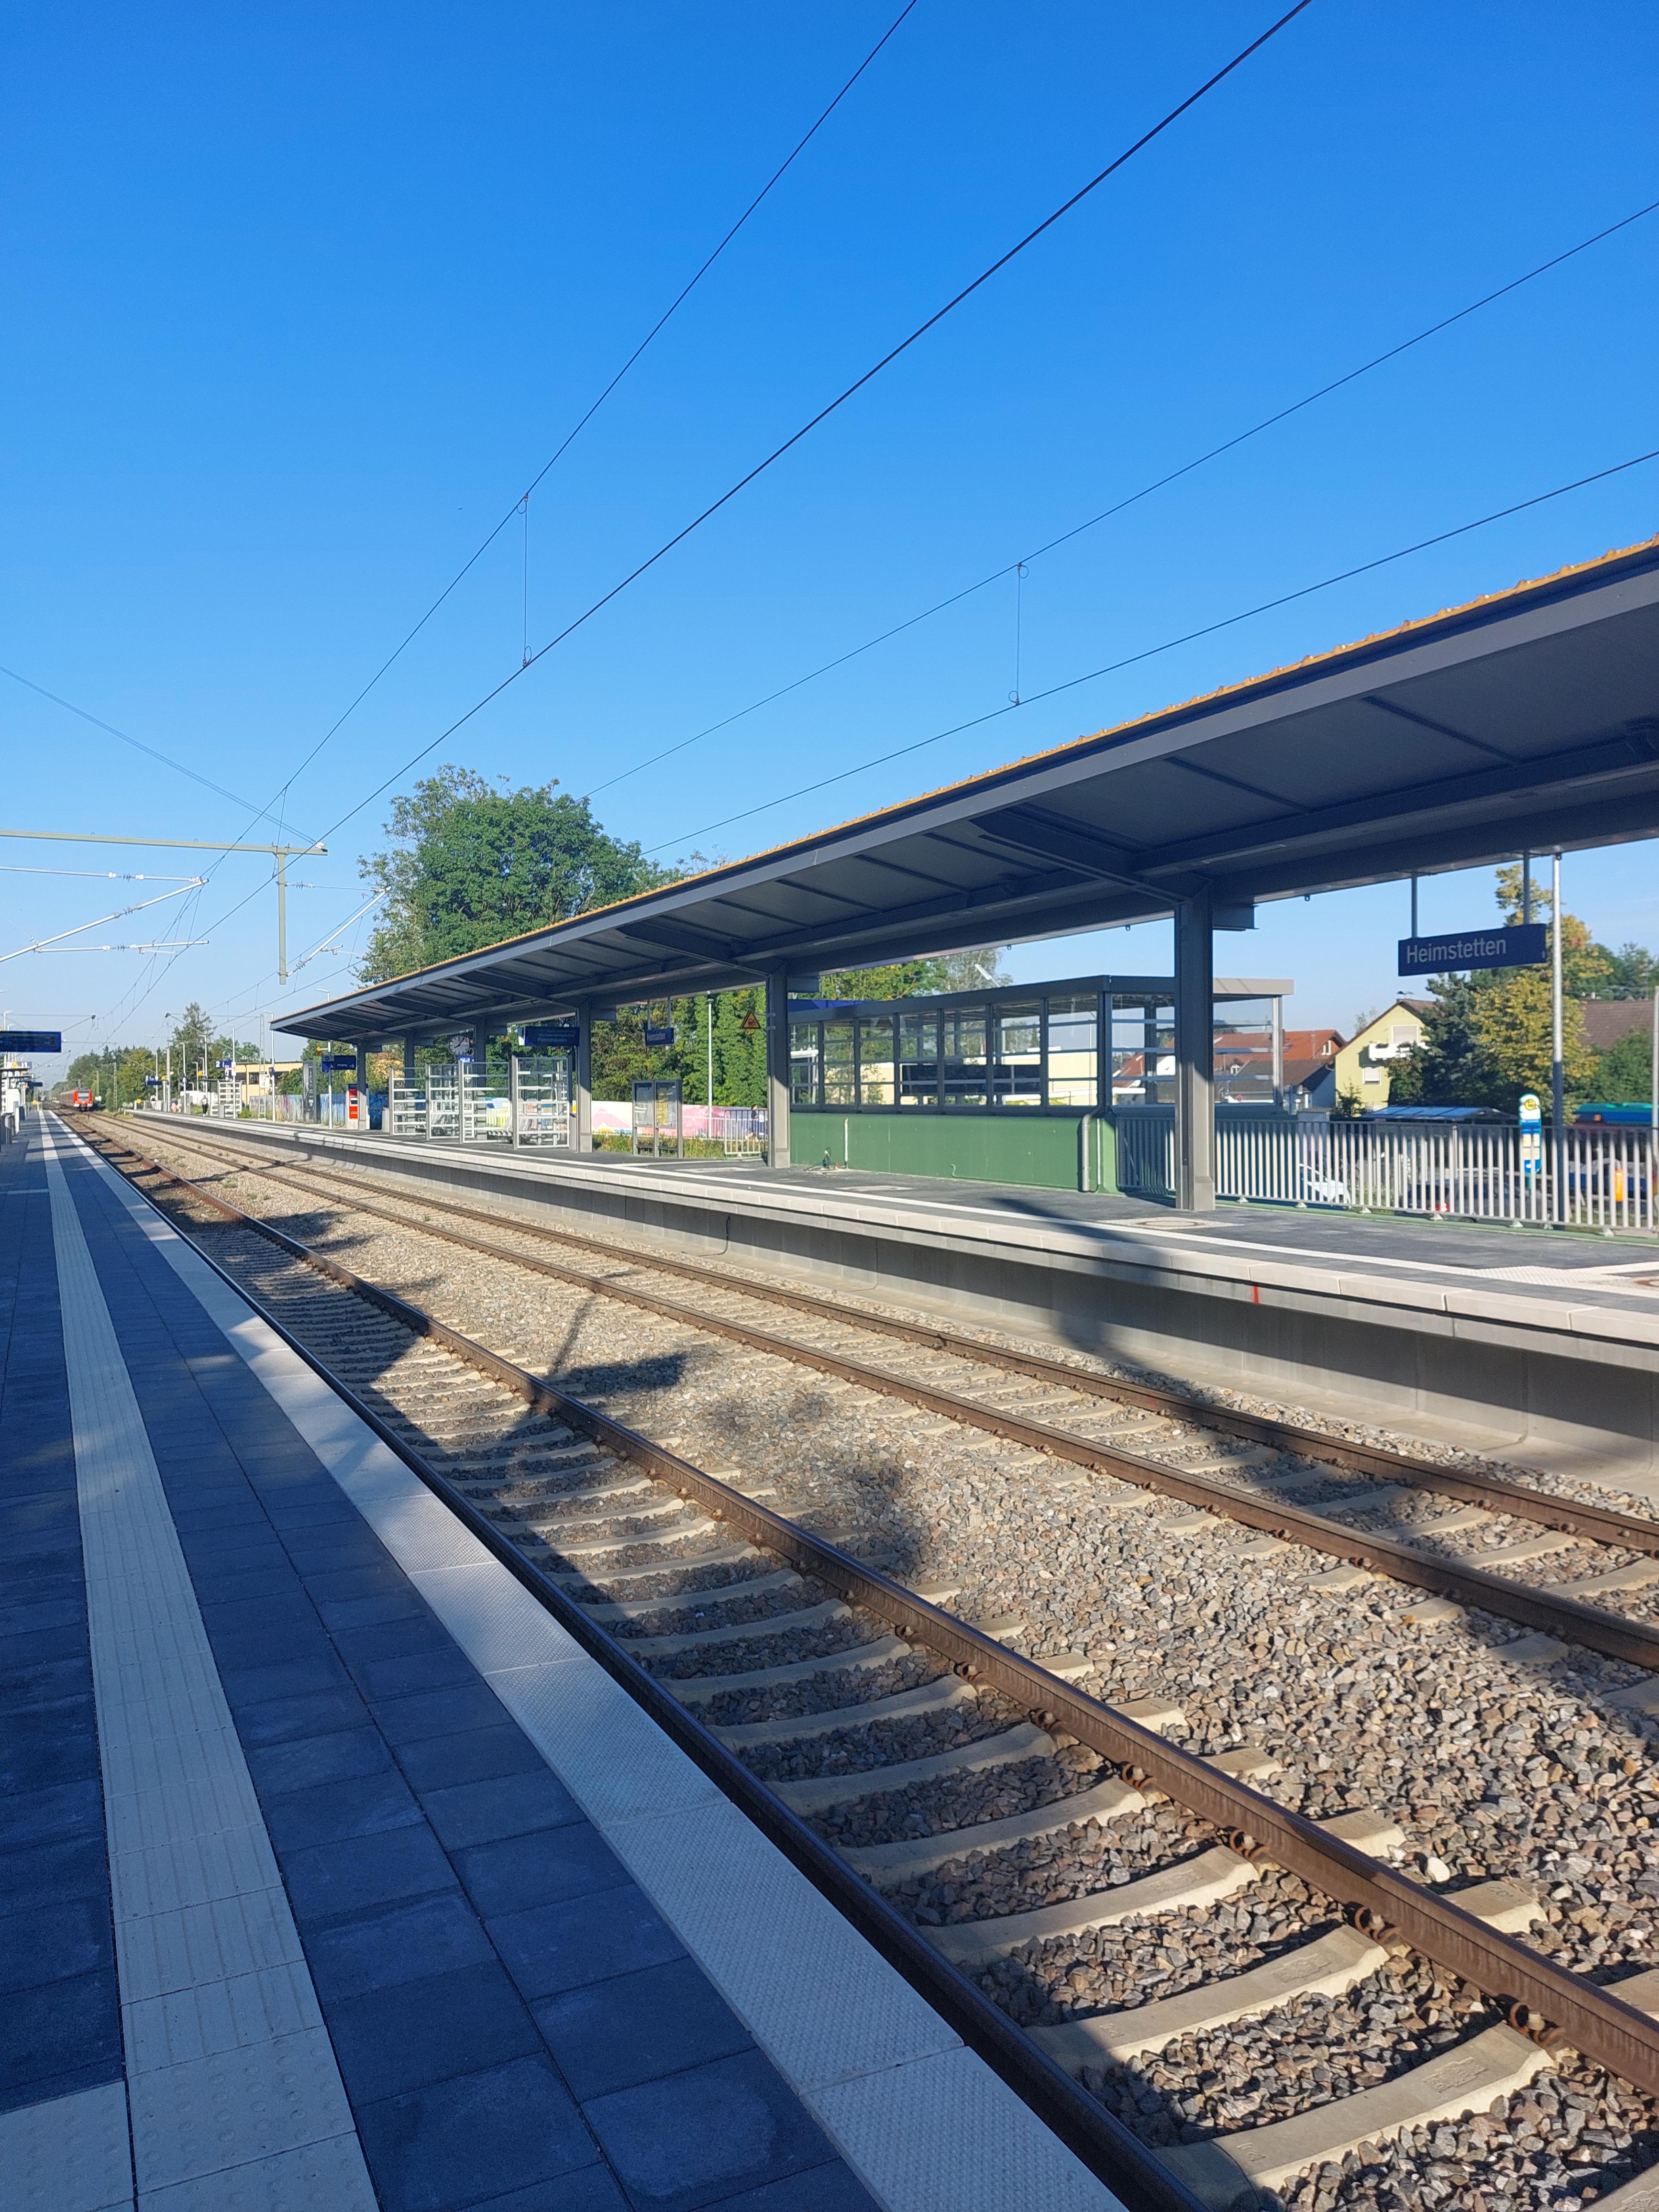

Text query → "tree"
[1603,943,1659,999]
[589,987,768,1106]
[818,946,1011,998]
[358,766,680,983]
[169,1004,215,1088]
[1475,962,1596,1105]
[1595,1025,1655,1104]
[1394,974,1501,1107]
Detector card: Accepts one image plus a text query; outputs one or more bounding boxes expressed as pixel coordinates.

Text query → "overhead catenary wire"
[587,193,1659,798]
[80,2,927,1049]
[0,881,204,967]
[255,0,925,818]
[0,664,318,840]
[646,443,1659,854]
[304,1,1316,853]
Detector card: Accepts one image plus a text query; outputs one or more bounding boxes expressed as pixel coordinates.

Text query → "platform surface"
[2,1115,1120,2212]
[174,1117,1659,1354]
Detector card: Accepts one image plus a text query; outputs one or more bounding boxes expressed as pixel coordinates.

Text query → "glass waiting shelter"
[788,976,1190,1115]
[788,973,1284,1193]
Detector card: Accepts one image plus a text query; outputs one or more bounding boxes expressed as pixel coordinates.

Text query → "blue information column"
[1519,1091,1542,1194]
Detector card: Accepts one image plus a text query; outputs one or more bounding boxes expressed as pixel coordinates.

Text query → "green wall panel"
[795,1108,1117,1193]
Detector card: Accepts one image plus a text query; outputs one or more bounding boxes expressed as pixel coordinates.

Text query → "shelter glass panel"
[1213,999,1275,1103]
[790,1021,820,1107]
[822,1018,856,1107]
[991,1002,1042,1107]
[941,1008,988,1108]
[1046,995,1098,1107]
[898,1013,939,1106]
[857,1015,896,1106]
[1111,997,1174,1106]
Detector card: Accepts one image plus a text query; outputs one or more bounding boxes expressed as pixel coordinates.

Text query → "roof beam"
[974,806,1181,897]
[1138,725,1659,876]
[611,917,741,960]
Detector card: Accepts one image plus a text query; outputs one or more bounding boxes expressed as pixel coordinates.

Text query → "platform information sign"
[643,1024,675,1047]
[520,1023,579,1051]
[1398,923,1547,978]
[0,1030,62,1053]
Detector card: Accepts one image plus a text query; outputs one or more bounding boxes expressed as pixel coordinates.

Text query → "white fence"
[1115,1107,1657,1231]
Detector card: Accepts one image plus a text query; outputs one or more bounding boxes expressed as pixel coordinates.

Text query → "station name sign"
[0,1030,61,1053]
[1398,923,1548,977]
[520,1023,579,1051]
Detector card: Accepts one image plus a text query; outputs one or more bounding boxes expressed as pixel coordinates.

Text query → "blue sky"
[3,0,1657,1066]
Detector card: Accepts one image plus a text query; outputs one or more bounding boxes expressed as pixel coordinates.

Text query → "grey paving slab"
[41,1127,376,2209]
[0,2077,133,2212]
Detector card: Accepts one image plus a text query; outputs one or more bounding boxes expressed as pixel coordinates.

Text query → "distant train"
[69,1089,94,1108]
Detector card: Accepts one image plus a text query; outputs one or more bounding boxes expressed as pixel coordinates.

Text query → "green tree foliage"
[358,766,678,983]
[819,947,1010,999]
[1603,942,1659,998]
[60,1044,157,1105]
[1594,1023,1656,1105]
[169,1003,216,1087]
[589,988,768,1105]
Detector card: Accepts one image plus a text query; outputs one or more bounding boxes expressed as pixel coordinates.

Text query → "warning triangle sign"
[739,1009,761,1032]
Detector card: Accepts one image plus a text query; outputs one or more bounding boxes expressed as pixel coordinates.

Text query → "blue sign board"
[521,1023,579,1051]
[0,1030,61,1053]
[643,1024,675,1048]
[318,1054,356,1072]
[1398,923,1548,978]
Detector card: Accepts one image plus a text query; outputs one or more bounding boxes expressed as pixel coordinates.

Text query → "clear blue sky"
[3,0,1657,1067]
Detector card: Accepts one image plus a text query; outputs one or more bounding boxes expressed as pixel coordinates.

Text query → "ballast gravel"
[112,1130,1659,2212]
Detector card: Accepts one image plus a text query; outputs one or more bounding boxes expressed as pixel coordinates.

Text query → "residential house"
[1331,1002,1430,1108]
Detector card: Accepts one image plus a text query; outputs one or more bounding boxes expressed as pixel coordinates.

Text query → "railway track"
[103,1116,1659,1675]
[69,1111,1659,2212]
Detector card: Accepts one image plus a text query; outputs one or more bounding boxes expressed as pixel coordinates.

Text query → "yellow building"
[1333,1001,1429,1107]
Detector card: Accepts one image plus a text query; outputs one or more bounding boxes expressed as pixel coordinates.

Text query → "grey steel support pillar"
[765,967,792,1169]
[1271,994,1284,1109]
[1174,892,1215,1212]
[509,1049,521,1149]
[355,1043,369,1091]
[573,1005,592,1154]
[403,1038,417,1083]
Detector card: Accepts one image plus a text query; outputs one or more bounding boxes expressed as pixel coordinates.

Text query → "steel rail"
[58,1114,1201,2212]
[72,1113,1659,2102]
[117,1119,1659,1671]
[127,1117,1659,1557]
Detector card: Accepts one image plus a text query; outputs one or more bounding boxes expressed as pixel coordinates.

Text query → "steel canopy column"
[573,1004,592,1154]
[1174,892,1215,1212]
[765,967,791,1168]
[402,1038,417,1084]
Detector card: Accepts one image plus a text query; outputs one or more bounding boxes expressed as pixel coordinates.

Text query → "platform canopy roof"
[284,535,1659,1044]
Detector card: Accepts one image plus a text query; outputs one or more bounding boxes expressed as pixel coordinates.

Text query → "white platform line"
[69,1121,1126,2212]
[40,1128,375,2212]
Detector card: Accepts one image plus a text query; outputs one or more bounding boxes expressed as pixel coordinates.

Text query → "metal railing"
[1116,1106,1658,1231]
